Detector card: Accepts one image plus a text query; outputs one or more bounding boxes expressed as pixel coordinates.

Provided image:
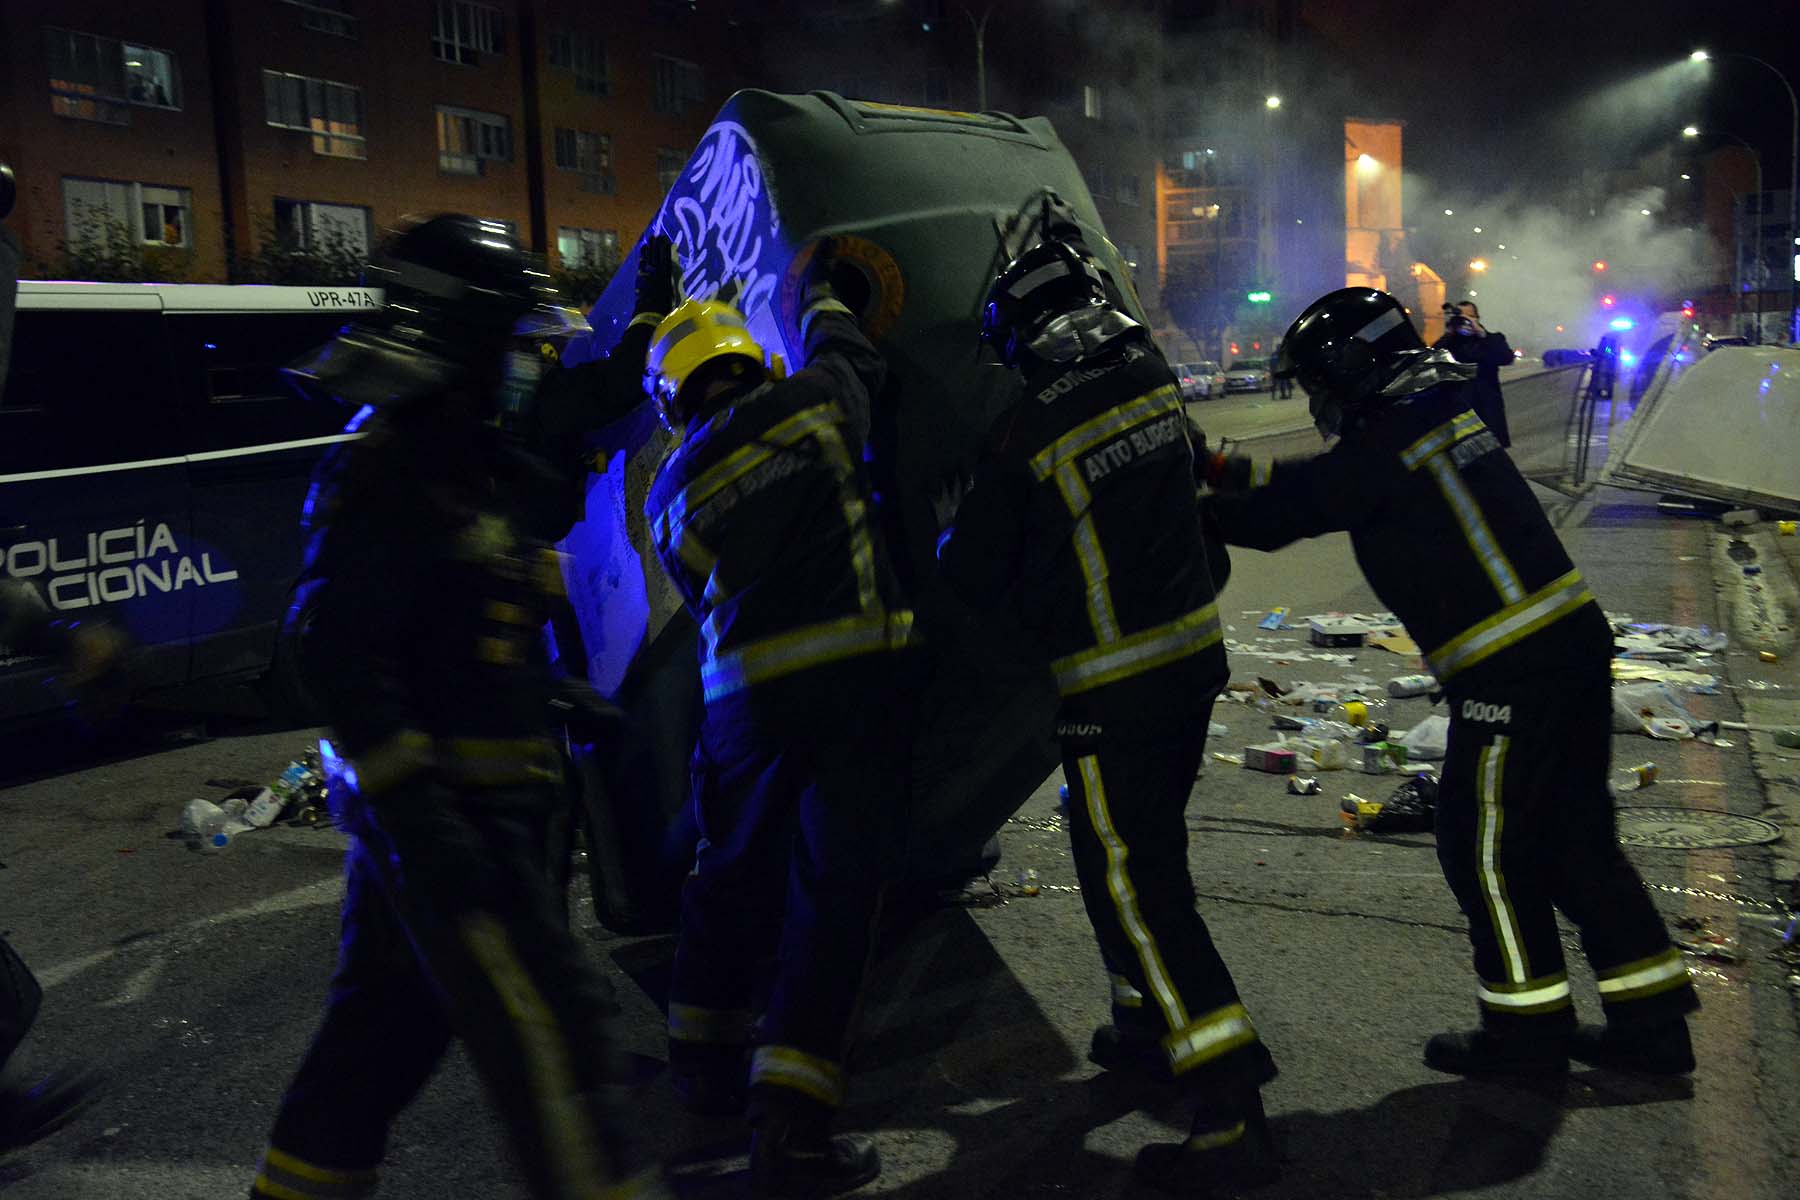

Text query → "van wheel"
[260,585,325,725]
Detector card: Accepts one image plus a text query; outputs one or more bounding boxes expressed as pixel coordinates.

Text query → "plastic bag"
[1396,714,1451,761]
[1611,681,1717,740]
[1367,774,1438,833]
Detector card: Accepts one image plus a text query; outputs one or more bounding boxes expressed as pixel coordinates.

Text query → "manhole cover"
[1615,807,1783,849]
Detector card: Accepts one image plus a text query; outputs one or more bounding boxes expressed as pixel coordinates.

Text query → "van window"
[165,312,357,453]
[0,309,182,475]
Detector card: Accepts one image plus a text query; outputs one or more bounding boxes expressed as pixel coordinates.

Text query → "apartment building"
[0,0,736,281]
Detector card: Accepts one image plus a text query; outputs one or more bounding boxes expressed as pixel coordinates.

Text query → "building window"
[553,128,614,193]
[281,0,356,38]
[1118,174,1141,206]
[547,30,607,96]
[46,28,129,123]
[1082,84,1103,120]
[1088,164,1110,202]
[433,0,503,65]
[124,44,181,109]
[656,148,686,194]
[264,70,366,158]
[275,198,371,255]
[63,177,190,248]
[557,227,619,268]
[437,106,511,174]
[652,55,705,116]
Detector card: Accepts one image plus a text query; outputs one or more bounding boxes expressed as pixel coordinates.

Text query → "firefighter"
[251,215,663,1200]
[937,213,1278,1196]
[1204,286,1699,1077]
[642,240,912,1197]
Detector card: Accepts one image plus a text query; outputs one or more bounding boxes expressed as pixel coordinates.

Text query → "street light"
[1443,208,1454,216]
[1691,48,1799,340]
[1685,126,1766,341]
[1265,95,1282,109]
[1469,258,1489,272]
[966,4,997,112]
[1682,124,1700,138]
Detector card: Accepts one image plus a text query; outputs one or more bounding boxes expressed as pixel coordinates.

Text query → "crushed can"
[1287,776,1321,795]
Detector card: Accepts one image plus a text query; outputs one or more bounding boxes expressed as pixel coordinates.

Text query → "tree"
[52,200,191,282]
[235,217,368,286]
[1162,259,1234,362]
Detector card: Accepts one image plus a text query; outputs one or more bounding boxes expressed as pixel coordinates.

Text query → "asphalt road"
[2,372,1797,1199]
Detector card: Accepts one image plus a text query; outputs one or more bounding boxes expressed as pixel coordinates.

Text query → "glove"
[634,235,678,318]
[1204,453,1256,492]
[799,237,841,308]
[549,679,626,746]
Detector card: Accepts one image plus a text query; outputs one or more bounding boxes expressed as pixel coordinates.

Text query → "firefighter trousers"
[667,661,913,1115]
[1061,711,1277,1092]
[1438,669,1699,1034]
[253,783,647,1200]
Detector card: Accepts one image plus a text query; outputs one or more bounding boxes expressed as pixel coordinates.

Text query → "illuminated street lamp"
[1443,208,1454,216]
[1691,48,1799,339]
[1682,124,1700,138]
[1265,95,1282,110]
[1469,258,1489,272]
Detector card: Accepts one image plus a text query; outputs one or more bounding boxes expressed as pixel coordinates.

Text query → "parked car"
[1,281,378,720]
[1173,359,1226,401]
[1224,357,1272,393]
[1702,334,1750,353]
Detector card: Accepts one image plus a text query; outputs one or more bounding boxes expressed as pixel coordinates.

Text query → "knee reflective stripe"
[1475,736,1530,984]
[1162,1002,1258,1077]
[1079,755,1188,1031]
[667,1002,754,1045]
[252,1149,377,1200]
[460,913,616,1194]
[1110,973,1144,1010]
[1477,972,1573,1016]
[751,1044,846,1108]
[1596,947,1692,1005]
[1185,1121,1246,1153]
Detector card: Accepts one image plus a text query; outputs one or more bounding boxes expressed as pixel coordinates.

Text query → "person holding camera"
[1435,300,1514,447]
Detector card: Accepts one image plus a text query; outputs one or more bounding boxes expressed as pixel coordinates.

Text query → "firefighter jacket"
[938,335,1229,729]
[1207,382,1609,694]
[298,405,575,798]
[644,306,911,710]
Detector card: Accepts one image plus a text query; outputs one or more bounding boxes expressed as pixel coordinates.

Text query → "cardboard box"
[1308,617,1370,647]
[1244,742,1298,774]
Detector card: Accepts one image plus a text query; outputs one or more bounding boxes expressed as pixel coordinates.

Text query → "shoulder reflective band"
[1425,570,1592,680]
[1424,455,1526,603]
[1028,384,1181,480]
[1399,409,1487,470]
[1051,602,1222,695]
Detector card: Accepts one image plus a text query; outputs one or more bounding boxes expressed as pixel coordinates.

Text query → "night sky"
[1302,0,1800,195]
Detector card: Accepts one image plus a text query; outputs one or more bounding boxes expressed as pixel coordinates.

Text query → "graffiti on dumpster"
[666,121,782,324]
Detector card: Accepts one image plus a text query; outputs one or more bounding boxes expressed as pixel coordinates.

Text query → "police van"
[0,282,377,719]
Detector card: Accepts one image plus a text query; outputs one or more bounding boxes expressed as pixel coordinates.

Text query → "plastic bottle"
[180,799,233,852]
[1326,697,1390,728]
[1611,762,1658,792]
[1387,675,1437,699]
[1016,868,1042,896]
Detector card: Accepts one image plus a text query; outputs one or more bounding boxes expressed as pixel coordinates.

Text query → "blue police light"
[1608,317,1635,331]
[1621,350,1638,366]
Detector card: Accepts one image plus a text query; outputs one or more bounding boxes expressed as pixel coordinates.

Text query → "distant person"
[1205,288,1699,1081]
[1272,340,1295,398]
[1435,300,1513,446]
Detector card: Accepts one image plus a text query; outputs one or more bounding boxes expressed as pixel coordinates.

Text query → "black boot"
[1569,1019,1694,1075]
[1134,1088,1279,1195]
[0,1061,103,1155]
[1424,1027,1568,1076]
[750,1100,879,1198]
[1088,1024,1174,1083]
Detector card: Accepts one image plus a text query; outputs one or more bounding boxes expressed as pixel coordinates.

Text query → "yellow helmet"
[643,298,767,431]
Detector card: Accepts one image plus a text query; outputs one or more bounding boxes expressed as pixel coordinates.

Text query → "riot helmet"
[1272,287,1433,437]
[284,213,586,411]
[643,296,769,433]
[980,233,1140,371]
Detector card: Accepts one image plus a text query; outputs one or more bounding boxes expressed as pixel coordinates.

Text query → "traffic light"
[1229,341,1240,355]
[1593,260,1607,272]
[1252,340,1262,351]
[1681,300,1695,319]
[1601,294,1616,307]
[1246,290,1272,303]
